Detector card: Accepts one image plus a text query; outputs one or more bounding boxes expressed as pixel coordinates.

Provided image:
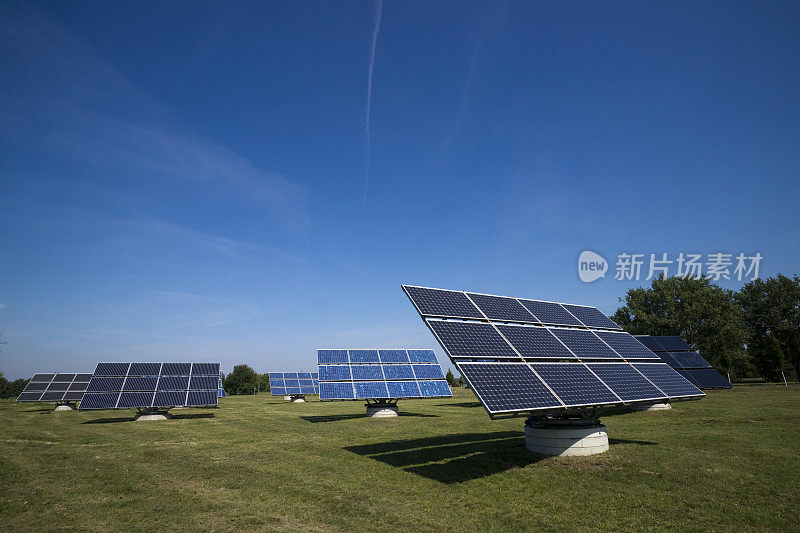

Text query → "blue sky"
[1,1,798,379]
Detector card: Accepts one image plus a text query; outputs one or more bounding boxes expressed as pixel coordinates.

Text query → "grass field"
[1,385,798,532]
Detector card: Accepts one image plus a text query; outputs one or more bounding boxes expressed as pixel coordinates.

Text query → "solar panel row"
[403,285,622,330]
[427,320,659,361]
[317,349,451,400]
[269,372,320,396]
[17,373,93,402]
[635,335,731,389]
[79,362,220,410]
[458,361,703,415]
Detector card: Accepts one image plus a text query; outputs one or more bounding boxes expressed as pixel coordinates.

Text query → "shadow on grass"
[608,438,657,446]
[344,431,544,483]
[301,412,437,423]
[435,401,481,408]
[24,408,55,413]
[83,412,215,424]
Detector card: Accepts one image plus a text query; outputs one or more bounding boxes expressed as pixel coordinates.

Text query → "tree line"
[612,273,799,381]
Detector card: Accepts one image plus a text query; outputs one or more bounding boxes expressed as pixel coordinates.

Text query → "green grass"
[1,385,798,532]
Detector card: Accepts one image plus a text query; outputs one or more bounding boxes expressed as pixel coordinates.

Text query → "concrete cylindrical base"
[524,420,609,456]
[366,405,399,418]
[291,397,306,403]
[135,412,173,421]
[54,403,76,411]
[631,402,672,411]
[283,395,291,401]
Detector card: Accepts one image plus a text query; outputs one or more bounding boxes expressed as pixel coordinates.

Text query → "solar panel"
[466,293,538,323]
[404,285,706,417]
[317,349,451,401]
[652,336,693,351]
[218,372,226,398]
[549,328,621,359]
[79,362,220,410]
[586,363,667,402]
[269,372,319,395]
[631,363,704,398]
[669,351,712,369]
[495,324,575,359]
[530,363,620,407]
[560,304,622,330]
[634,335,667,352]
[427,320,519,359]
[457,362,562,414]
[403,286,484,319]
[16,372,92,403]
[680,368,732,389]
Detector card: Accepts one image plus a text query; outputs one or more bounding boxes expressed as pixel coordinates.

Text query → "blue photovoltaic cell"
[158,376,189,390]
[550,329,621,359]
[407,349,438,363]
[351,365,384,380]
[634,336,667,352]
[63,392,85,401]
[187,390,218,406]
[46,382,70,391]
[311,373,319,379]
[123,377,158,391]
[593,331,660,360]
[320,382,354,399]
[354,381,390,398]
[319,365,352,381]
[682,368,732,389]
[161,363,191,376]
[284,379,300,387]
[387,381,421,397]
[631,363,704,398]
[427,321,518,358]
[272,387,286,395]
[54,373,76,381]
[382,364,415,380]
[270,379,285,388]
[129,363,161,376]
[17,392,43,401]
[318,350,349,364]
[669,351,711,369]
[403,286,484,319]
[118,392,154,408]
[271,372,284,379]
[87,377,125,392]
[298,379,312,386]
[80,392,120,409]
[94,363,130,376]
[25,382,48,391]
[286,386,302,394]
[152,391,187,407]
[653,351,680,368]
[466,293,537,323]
[190,376,218,390]
[349,350,380,363]
[378,350,410,363]
[18,372,92,402]
[531,363,619,406]
[300,386,316,394]
[31,373,55,382]
[284,372,299,379]
[496,325,575,359]
[412,364,445,379]
[298,372,312,379]
[41,391,66,401]
[458,362,561,414]
[561,304,622,330]
[586,363,667,402]
[418,380,451,397]
[518,300,582,327]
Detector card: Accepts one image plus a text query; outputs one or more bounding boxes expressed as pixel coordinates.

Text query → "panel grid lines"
[17,372,93,403]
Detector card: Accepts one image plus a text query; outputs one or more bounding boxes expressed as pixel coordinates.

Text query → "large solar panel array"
[317,349,452,400]
[403,285,704,417]
[269,372,319,396]
[17,373,93,403]
[79,363,221,410]
[635,335,732,389]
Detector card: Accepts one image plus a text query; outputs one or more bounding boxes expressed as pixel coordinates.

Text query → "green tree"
[259,373,270,392]
[612,276,747,373]
[223,364,260,395]
[445,369,458,387]
[0,372,28,399]
[737,274,800,380]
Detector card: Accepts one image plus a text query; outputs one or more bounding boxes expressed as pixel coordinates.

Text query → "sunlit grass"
[1,384,798,531]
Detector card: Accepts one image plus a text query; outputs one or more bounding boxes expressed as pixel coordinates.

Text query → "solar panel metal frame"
[316,349,450,401]
[16,372,93,403]
[79,362,220,410]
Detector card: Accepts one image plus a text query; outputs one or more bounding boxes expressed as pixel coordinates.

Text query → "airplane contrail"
[362,0,383,205]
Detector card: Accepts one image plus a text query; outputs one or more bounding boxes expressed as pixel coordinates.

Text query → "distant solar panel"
[79,363,220,410]
[549,328,621,360]
[269,372,319,396]
[218,372,226,398]
[679,368,732,389]
[631,363,704,398]
[669,351,712,369]
[317,349,451,401]
[17,373,93,403]
[635,335,730,389]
